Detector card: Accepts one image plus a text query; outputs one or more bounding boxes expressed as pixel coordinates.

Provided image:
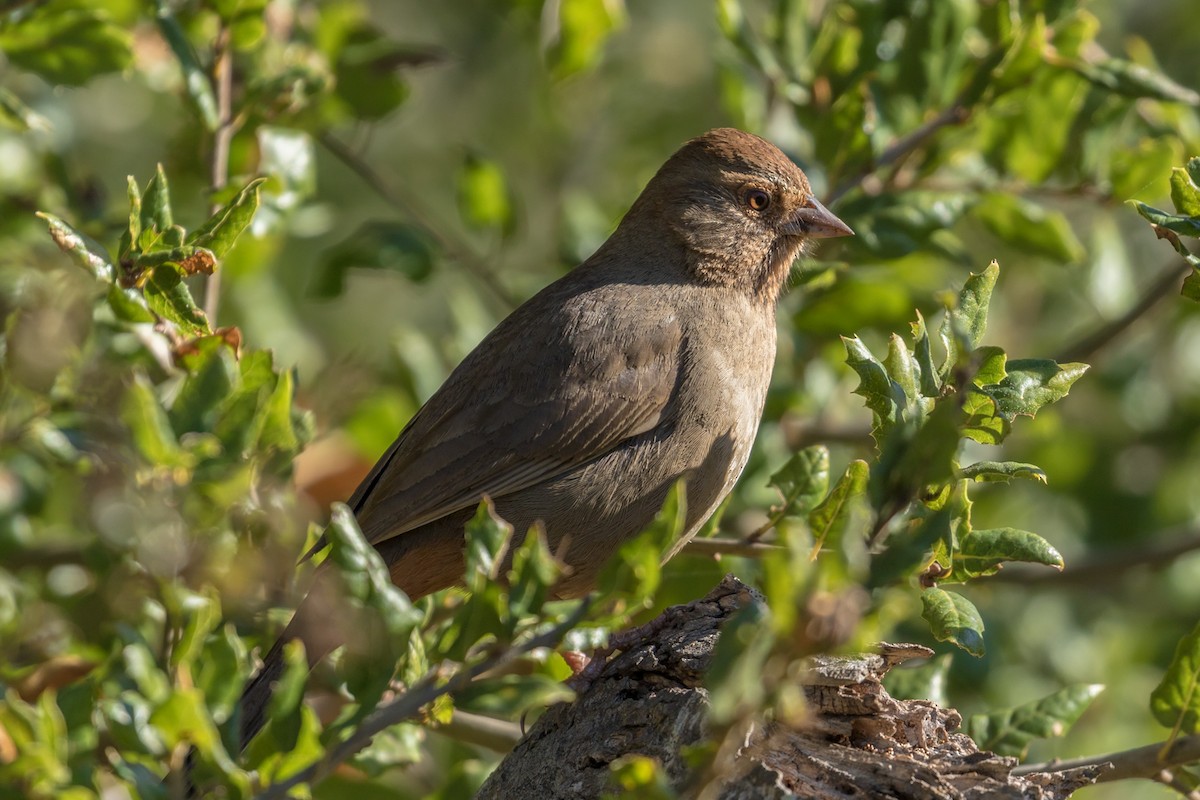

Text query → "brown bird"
[237,127,852,750]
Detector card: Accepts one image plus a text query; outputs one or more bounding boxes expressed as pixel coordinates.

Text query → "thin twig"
[827,102,971,205]
[1055,259,1194,363]
[1014,733,1200,783]
[204,25,235,324]
[316,132,521,311]
[436,709,523,752]
[254,597,593,799]
[683,536,785,558]
[988,524,1200,586]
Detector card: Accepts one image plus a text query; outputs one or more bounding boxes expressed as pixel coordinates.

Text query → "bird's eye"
[745,189,771,211]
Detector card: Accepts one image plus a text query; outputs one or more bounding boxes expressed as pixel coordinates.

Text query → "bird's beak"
[784,197,854,239]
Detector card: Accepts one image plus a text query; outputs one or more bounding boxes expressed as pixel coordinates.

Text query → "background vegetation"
[2,0,1200,797]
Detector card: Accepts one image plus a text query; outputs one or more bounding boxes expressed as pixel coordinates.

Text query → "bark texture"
[475,576,1106,799]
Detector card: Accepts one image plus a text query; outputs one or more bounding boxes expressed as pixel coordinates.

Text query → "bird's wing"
[342,293,683,550]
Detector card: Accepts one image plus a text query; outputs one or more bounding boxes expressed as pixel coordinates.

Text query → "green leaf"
[961,390,1010,445]
[883,654,952,706]
[187,177,267,259]
[941,262,999,372]
[457,153,515,235]
[258,640,308,754]
[837,192,974,260]
[972,346,1007,387]
[1184,271,1200,303]
[982,359,1089,420]
[123,373,190,469]
[326,503,422,640]
[975,195,1086,263]
[960,461,1046,484]
[921,588,985,656]
[1062,57,1200,106]
[106,285,155,322]
[768,445,830,520]
[705,600,774,725]
[140,164,174,239]
[143,265,211,338]
[597,481,687,610]
[945,528,1064,581]
[968,684,1105,758]
[543,0,626,80]
[911,311,941,397]
[842,335,904,439]
[463,499,514,589]
[194,624,247,724]
[884,335,919,406]
[507,524,561,621]
[807,460,870,559]
[1172,164,1200,217]
[0,6,132,86]
[1131,201,1200,238]
[36,212,116,283]
[153,1,219,129]
[150,688,237,774]
[1151,621,1200,738]
[313,221,438,297]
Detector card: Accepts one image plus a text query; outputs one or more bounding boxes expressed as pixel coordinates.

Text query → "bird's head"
[629,128,853,302]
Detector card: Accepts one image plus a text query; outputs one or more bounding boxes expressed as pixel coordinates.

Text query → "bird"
[235,127,852,752]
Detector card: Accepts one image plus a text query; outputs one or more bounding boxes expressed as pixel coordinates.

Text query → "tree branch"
[253,597,593,799]
[1055,259,1194,363]
[317,132,521,311]
[1015,734,1200,783]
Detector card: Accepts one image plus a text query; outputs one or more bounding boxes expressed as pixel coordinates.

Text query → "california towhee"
[237,128,852,749]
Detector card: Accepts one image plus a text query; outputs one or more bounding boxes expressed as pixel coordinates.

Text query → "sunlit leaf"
[768,445,830,520]
[0,5,132,86]
[960,461,1046,484]
[808,460,869,559]
[982,360,1089,420]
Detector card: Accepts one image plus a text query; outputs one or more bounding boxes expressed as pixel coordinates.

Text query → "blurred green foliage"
[1,0,1199,798]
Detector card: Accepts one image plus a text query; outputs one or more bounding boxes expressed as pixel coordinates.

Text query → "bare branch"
[203,24,235,324]
[1055,259,1194,363]
[317,132,522,311]
[1016,733,1200,784]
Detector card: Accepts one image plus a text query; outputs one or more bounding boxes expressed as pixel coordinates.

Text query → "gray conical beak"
[785,197,854,239]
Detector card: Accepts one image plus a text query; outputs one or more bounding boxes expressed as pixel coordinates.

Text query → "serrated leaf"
[140,164,174,238]
[326,503,421,639]
[960,461,1047,483]
[507,524,561,620]
[968,684,1104,758]
[769,445,830,519]
[464,499,514,588]
[808,459,869,560]
[188,177,266,259]
[983,359,1089,420]
[37,212,116,283]
[1131,201,1200,238]
[941,262,999,371]
[944,527,1064,581]
[1151,621,1200,738]
[843,335,904,438]
[976,195,1085,263]
[921,588,985,656]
